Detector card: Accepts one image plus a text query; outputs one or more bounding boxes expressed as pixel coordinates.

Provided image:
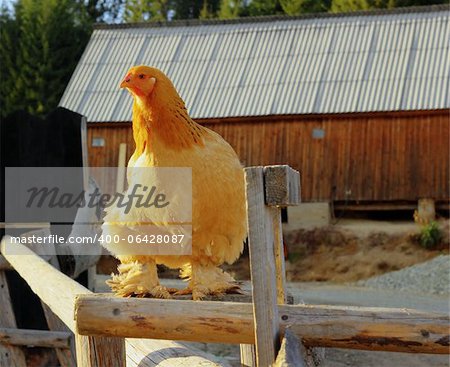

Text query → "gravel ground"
[357,255,450,296]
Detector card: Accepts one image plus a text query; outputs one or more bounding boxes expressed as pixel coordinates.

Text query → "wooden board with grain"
[0,328,71,349]
[0,238,231,367]
[87,111,450,203]
[74,295,450,354]
[245,166,282,366]
[0,270,27,367]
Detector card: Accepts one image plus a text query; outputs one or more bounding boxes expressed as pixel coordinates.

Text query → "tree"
[199,0,218,19]
[331,0,447,12]
[280,0,331,14]
[0,6,19,118]
[218,0,243,18]
[247,0,283,16]
[0,0,91,117]
[172,0,220,20]
[76,0,125,23]
[124,0,172,22]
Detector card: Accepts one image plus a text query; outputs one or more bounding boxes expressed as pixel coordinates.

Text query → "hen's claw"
[107,261,171,299]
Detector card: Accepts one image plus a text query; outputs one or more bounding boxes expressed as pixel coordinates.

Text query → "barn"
[59,5,449,217]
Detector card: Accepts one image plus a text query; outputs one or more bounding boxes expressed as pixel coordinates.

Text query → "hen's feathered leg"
[178,262,240,300]
[107,258,171,298]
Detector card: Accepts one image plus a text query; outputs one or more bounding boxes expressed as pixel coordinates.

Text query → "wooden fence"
[1,165,449,366]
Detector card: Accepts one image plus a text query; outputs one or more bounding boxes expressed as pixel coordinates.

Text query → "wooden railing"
[1,165,449,366]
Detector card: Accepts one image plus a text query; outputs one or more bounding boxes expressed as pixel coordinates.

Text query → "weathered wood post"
[242,165,300,366]
[0,258,27,367]
[0,239,126,367]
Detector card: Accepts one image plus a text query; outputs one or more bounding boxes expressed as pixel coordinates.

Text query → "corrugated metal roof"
[59,6,449,122]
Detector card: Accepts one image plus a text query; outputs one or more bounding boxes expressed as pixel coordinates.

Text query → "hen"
[102,66,247,300]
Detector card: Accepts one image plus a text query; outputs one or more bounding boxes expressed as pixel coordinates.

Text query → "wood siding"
[87,111,449,203]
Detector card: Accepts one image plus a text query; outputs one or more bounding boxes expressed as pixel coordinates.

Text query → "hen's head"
[120,65,177,102]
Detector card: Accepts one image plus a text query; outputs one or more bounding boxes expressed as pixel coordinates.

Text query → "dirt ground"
[220,218,450,284]
[283,219,449,283]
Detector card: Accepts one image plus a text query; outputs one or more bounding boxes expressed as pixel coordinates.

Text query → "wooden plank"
[41,303,76,367]
[274,328,324,367]
[75,295,450,354]
[125,338,229,367]
[263,165,300,206]
[0,238,229,366]
[1,240,89,332]
[90,111,450,202]
[0,327,71,349]
[75,295,254,344]
[239,345,256,367]
[1,238,125,367]
[0,270,27,367]
[272,209,287,304]
[274,328,306,367]
[41,254,76,367]
[75,334,125,367]
[241,166,292,365]
[245,166,281,366]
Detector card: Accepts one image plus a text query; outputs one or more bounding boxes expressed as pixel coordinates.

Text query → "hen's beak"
[120,73,132,88]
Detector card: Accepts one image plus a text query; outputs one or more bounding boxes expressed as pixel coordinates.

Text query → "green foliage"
[199,0,216,18]
[218,0,244,18]
[124,0,221,21]
[0,0,91,118]
[419,221,442,250]
[124,0,172,22]
[123,0,448,22]
[173,0,221,20]
[247,0,283,16]
[280,0,331,14]
[331,0,447,12]
[76,0,125,23]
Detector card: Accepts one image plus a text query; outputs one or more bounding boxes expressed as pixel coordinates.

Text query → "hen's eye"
[138,74,144,79]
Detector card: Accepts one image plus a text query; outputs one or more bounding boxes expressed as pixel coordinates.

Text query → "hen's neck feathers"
[132,85,205,154]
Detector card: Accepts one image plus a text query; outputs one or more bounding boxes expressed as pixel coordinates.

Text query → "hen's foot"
[107,261,172,298]
[179,264,241,300]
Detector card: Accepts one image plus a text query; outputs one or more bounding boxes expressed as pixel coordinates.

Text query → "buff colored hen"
[102,66,247,300]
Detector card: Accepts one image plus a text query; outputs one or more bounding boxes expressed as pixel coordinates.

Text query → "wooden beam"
[0,270,27,367]
[240,345,256,367]
[274,328,306,367]
[0,238,229,366]
[41,254,76,367]
[75,334,125,367]
[1,239,89,332]
[275,328,324,367]
[245,167,281,366]
[41,303,76,367]
[75,295,450,354]
[0,328,71,349]
[1,238,124,367]
[125,338,231,367]
[263,165,300,207]
[75,295,254,344]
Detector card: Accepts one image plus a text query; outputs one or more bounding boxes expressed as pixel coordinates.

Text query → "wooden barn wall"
[87,111,449,203]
